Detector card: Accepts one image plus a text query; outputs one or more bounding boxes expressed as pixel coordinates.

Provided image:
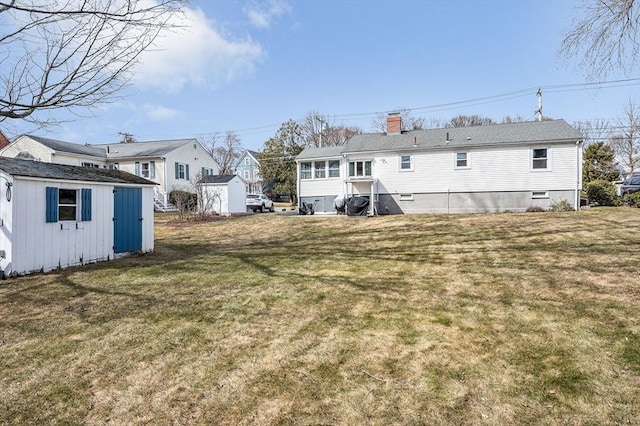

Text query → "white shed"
[0,157,156,277]
[197,175,247,215]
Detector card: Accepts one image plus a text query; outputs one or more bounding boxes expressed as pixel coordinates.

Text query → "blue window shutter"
[150,161,156,179]
[201,167,205,177]
[135,162,140,176]
[175,162,179,179]
[186,164,189,180]
[46,187,58,223]
[81,188,92,221]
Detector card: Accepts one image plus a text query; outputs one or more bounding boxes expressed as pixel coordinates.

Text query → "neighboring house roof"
[101,139,200,159]
[198,174,238,184]
[0,131,10,149]
[25,135,107,158]
[235,149,261,168]
[297,119,584,160]
[0,157,155,185]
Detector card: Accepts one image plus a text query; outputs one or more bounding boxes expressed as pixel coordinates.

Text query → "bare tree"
[560,0,640,77]
[611,99,640,176]
[445,115,495,128]
[573,119,611,146]
[502,115,527,124]
[200,131,242,174]
[300,111,361,147]
[371,109,426,133]
[0,0,186,126]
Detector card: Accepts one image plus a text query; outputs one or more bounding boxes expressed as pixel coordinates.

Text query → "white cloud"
[143,104,182,121]
[244,0,291,29]
[135,5,264,92]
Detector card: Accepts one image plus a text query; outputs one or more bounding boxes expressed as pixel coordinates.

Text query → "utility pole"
[315,116,326,147]
[536,88,543,122]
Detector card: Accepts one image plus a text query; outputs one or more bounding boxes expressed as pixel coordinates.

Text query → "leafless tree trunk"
[573,119,612,146]
[200,131,242,174]
[0,0,186,126]
[560,0,640,78]
[611,99,640,176]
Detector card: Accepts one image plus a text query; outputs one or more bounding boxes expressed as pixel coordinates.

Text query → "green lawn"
[1,208,639,425]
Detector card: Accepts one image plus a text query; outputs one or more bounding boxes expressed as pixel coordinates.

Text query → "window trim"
[399,193,414,201]
[300,162,312,180]
[328,160,340,178]
[531,148,550,171]
[532,190,549,199]
[348,160,373,178]
[314,161,327,179]
[399,155,413,171]
[455,151,470,169]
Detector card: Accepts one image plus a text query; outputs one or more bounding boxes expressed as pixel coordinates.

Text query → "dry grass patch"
[1,208,639,424]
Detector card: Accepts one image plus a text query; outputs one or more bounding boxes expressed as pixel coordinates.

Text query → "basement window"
[532,191,549,199]
[399,193,414,201]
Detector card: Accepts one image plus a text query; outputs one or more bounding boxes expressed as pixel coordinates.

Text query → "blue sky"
[6,0,640,151]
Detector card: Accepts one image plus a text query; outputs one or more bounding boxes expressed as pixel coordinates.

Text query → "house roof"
[297,119,584,160]
[198,174,238,184]
[100,139,199,159]
[25,135,107,158]
[0,157,156,185]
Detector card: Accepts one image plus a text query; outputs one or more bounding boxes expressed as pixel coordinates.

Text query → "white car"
[246,194,274,213]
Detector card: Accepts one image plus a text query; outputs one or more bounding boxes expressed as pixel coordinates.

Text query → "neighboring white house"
[0,135,220,211]
[197,175,247,215]
[235,150,263,194]
[296,116,584,214]
[0,157,156,277]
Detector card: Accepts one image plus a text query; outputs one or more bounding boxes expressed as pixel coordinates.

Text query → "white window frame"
[532,191,549,199]
[244,170,250,180]
[314,161,327,179]
[178,163,186,180]
[349,160,372,178]
[532,148,549,170]
[328,160,340,178]
[253,170,259,180]
[399,193,414,201]
[58,189,78,221]
[245,157,250,166]
[399,155,413,171]
[141,162,150,178]
[300,162,312,180]
[455,152,470,169]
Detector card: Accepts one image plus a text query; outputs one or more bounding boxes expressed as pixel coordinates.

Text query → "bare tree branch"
[0,0,186,126]
[560,0,640,78]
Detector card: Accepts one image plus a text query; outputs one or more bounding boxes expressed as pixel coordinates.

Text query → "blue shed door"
[113,187,143,253]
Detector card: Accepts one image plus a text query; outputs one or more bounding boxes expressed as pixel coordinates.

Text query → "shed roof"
[0,157,156,185]
[198,174,238,184]
[297,119,584,160]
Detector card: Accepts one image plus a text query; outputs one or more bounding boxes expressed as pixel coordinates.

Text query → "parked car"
[246,194,274,213]
[621,176,640,196]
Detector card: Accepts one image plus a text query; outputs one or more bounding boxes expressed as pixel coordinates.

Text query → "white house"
[296,116,584,214]
[197,175,247,215]
[0,135,220,211]
[0,157,155,277]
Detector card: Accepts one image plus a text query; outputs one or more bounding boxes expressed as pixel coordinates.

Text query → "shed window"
[532,148,548,169]
[46,187,92,223]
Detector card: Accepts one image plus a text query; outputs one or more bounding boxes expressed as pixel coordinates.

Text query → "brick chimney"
[387,113,401,135]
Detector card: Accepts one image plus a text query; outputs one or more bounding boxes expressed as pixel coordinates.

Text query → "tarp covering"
[334,194,347,214]
[346,196,369,216]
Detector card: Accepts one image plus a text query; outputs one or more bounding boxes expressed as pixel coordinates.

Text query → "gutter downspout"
[296,161,300,207]
[575,140,582,211]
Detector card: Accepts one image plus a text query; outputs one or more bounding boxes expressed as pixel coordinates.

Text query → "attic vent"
[466,137,472,140]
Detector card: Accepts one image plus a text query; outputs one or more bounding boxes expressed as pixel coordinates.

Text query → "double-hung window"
[532,148,548,170]
[400,155,412,170]
[455,152,469,168]
[349,160,372,178]
[300,162,312,179]
[136,161,156,179]
[175,162,189,180]
[314,161,326,179]
[328,160,340,178]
